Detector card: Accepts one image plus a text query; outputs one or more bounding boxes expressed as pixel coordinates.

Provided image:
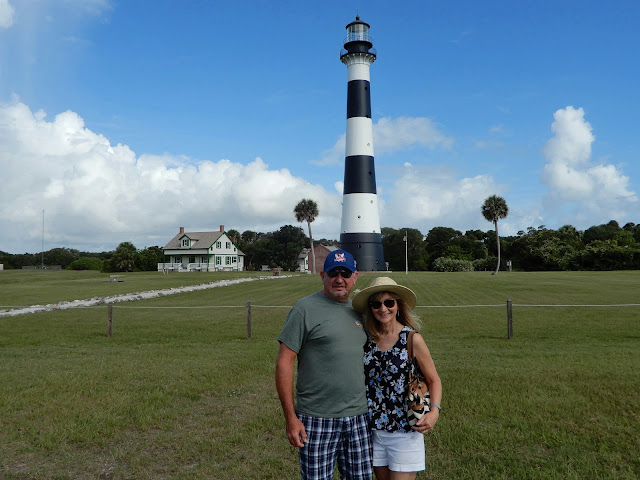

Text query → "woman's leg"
[374,466,417,480]
[373,465,391,480]
[388,471,416,480]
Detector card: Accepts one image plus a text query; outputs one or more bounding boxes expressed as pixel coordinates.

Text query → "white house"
[159,225,245,272]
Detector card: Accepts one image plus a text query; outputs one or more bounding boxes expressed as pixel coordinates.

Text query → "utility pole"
[41,210,45,269]
[404,231,408,274]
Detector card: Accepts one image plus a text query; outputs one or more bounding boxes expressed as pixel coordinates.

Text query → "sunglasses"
[326,268,353,278]
[369,299,397,309]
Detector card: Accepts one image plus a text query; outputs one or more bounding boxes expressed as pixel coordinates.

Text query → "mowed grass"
[1,271,639,479]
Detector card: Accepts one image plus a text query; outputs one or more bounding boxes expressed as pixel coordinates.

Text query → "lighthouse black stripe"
[346,80,371,119]
[343,155,377,194]
[339,232,385,271]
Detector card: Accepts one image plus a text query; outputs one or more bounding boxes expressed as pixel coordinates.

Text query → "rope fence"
[3,300,638,340]
[100,300,640,340]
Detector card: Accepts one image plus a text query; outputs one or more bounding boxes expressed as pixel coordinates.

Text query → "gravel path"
[0,275,291,318]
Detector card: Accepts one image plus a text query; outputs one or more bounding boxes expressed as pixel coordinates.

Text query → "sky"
[1,0,639,254]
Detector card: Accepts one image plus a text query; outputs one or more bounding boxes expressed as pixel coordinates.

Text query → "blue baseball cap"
[323,249,357,273]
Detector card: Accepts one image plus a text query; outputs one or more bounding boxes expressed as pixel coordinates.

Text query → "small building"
[297,244,339,273]
[159,225,245,272]
[296,248,310,272]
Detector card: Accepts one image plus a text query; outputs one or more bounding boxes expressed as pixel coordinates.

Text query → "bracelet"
[431,403,442,412]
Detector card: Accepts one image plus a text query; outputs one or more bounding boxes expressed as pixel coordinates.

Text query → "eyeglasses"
[326,268,353,279]
[369,299,397,309]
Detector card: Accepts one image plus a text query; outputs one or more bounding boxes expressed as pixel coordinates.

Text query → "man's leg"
[298,414,342,480]
[336,414,373,480]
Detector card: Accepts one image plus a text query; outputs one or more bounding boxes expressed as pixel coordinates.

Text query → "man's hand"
[276,343,307,447]
[286,416,307,447]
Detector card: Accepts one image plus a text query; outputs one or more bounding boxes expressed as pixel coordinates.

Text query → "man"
[276,249,372,480]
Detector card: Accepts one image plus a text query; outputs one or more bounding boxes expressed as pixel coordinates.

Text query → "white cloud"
[374,117,454,155]
[474,140,504,149]
[382,164,504,233]
[312,116,453,166]
[313,134,345,166]
[0,0,14,28]
[541,106,637,223]
[543,106,594,168]
[0,101,341,253]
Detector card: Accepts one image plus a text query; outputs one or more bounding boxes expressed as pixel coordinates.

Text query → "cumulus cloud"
[0,0,14,28]
[312,116,453,165]
[541,106,637,223]
[382,164,503,233]
[374,117,454,154]
[0,101,341,253]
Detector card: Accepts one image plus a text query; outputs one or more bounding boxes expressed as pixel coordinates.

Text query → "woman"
[352,277,442,480]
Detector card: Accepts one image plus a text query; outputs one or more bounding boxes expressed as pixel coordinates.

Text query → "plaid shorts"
[298,413,372,480]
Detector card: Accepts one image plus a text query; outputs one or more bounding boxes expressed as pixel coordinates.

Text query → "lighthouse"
[339,17,385,271]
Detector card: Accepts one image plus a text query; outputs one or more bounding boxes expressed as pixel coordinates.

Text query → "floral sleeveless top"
[363,326,413,433]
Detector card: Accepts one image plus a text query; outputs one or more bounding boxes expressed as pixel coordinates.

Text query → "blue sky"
[1,0,638,254]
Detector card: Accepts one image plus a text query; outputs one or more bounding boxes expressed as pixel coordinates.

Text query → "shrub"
[432,257,474,272]
[473,256,498,271]
[67,257,104,271]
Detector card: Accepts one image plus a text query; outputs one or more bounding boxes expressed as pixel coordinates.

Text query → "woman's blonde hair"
[363,291,422,342]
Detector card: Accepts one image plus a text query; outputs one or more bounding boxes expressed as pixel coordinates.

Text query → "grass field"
[1,270,639,479]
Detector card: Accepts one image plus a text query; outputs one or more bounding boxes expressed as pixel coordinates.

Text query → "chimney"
[179,227,184,234]
[220,225,224,232]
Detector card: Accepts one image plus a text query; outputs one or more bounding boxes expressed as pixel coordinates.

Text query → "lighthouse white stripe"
[345,117,374,157]
[346,62,371,82]
[340,193,381,233]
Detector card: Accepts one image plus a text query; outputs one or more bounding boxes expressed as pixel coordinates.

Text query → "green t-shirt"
[277,291,368,418]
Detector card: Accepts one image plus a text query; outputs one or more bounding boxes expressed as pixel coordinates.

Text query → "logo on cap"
[334,253,346,263]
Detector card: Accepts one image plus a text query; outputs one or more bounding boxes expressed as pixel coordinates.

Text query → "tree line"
[2,219,639,272]
[382,220,640,272]
[0,243,165,273]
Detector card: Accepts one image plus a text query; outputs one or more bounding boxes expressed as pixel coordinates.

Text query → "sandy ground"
[0,275,292,318]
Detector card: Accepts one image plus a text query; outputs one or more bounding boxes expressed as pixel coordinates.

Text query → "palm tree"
[113,241,137,272]
[294,199,319,273]
[481,195,509,275]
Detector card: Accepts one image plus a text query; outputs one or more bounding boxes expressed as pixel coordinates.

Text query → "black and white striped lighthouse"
[339,17,385,271]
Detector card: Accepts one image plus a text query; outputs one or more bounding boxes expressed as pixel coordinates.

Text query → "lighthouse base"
[340,232,386,272]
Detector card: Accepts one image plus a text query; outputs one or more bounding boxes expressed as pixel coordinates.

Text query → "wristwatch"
[431,403,442,412]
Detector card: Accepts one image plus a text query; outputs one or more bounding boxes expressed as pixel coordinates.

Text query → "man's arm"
[275,342,306,447]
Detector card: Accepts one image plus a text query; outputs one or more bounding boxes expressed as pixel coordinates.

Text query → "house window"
[226,242,231,249]
[216,241,221,248]
[233,256,237,263]
[225,257,231,265]
[182,238,190,247]
[216,256,221,265]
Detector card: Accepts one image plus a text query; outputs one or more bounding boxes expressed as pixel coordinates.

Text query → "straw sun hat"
[351,277,417,313]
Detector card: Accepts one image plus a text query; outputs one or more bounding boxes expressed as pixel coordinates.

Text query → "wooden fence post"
[108,304,113,338]
[246,301,252,339]
[507,299,513,339]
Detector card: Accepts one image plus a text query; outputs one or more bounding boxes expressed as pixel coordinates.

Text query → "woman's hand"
[412,408,439,434]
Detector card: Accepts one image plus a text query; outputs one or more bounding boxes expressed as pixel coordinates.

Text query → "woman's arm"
[411,332,442,433]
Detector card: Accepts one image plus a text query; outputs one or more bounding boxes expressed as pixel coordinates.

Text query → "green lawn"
[1,271,639,479]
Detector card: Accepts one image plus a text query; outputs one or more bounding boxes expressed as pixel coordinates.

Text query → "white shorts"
[371,430,425,472]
